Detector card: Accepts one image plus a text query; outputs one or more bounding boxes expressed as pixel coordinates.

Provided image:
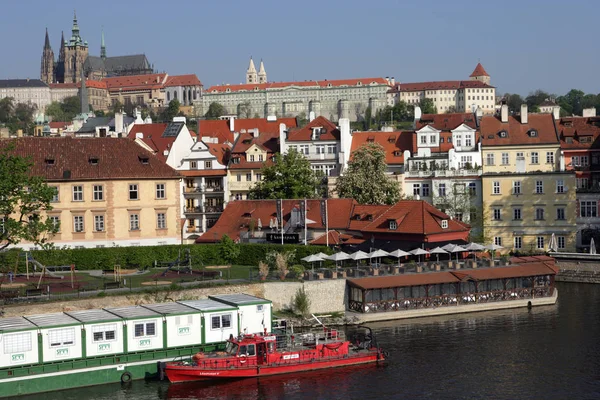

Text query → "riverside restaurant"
[346,262,557,313]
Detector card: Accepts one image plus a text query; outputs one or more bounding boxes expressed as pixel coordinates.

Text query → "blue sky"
[1,0,598,96]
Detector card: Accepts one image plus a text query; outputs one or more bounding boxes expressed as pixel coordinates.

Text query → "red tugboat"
[164,325,386,383]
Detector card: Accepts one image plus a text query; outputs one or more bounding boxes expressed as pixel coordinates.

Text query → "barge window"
[49,328,75,347]
[211,314,232,330]
[92,324,117,342]
[3,332,32,354]
[134,322,156,338]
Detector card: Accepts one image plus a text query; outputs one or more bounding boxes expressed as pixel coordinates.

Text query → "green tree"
[248,149,319,199]
[205,102,226,119]
[61,96,81,120]
[0,97,14,123]
[0,143,59,251]
[237,101,252,119]
[111,100,124,115]
[419,98,437,114]
[162,99,180,122]
[557,89,585,116]
[504,93,524,113]
[335,143,401,205]
[45,101,65,121]
[219,235,240,264]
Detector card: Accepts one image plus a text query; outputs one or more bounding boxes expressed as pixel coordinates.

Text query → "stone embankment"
[556,260,600,284]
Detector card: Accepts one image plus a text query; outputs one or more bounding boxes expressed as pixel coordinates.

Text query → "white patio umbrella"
[301,254,324,274]
[369,249,390,266]
[464,242,485,260]
[315,252,329,259]
[410,248,429,263]
[388,249,411,266]
[349,250,370,267]
[485,244,504,261]
[257,218,262,231]
[547,233,558,253]
[327,251,350,268]
[449,245,467,261]
[429,246,448,262]
[590,238,597,255]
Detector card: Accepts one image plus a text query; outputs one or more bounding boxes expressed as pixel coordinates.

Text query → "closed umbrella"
[269,218,274,229]
[547,234,558,253]
[410,248,429,263]
[369,249,390,266]
[591,238,596,255]
[429,246,448,262]
[349,250,370,267]
[257,218,262,231]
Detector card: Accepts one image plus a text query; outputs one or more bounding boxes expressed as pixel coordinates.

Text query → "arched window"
[174,91,178,100]
[188,89,192,104]
[167,92,170,101]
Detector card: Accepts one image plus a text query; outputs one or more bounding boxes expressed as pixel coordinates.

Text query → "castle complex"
[40,12,153,84]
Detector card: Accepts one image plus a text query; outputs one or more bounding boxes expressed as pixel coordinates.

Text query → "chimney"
[339,118,351,171]
[135,132,144,139]
[115,110,124,135]
[552,106,561,120]
[583,107,597,118]
[390,77,395,86]
[501,104,509,123]
[475,106,483,121]
[228,116,235,132]
[17,129,23,138]
[279,123,287,154]
[520,104,528,124]
[252,128,259,138]
[309,111,315,122]
[413,106,422,129]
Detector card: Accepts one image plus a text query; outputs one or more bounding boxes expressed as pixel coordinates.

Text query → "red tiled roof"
[347,262,556,290]
[127,123,171,161]
[205,78,389,93]
[287,116,339,141]
[417,113,478,131]
[2,137,179,181]
[103,73,167,92]
[164,74,202,87]
[350,131,414,164]
[556,116,600,149]
[470,62,490,77]
[49,122,69,129]
[206,142,231,166]
[198,117,297,145]
[49,83,78,89]
[180,169,226,177]
[49,80,106,90]
[390,80,493,93]
[310,231,364,246]
[480,114,558,147]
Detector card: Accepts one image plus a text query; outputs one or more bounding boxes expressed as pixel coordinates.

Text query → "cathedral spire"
[100,28,106,59]
[258,59,267,84]
[44,28,51,49]
[246,57,258,84]
[71,10,81,42]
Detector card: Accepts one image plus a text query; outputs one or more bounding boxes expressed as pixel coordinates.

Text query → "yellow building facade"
[480,107,577,253]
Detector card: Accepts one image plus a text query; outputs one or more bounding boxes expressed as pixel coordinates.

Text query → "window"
[535,208,545,220]
[455,136,462,147]
[126,212,140,231]
[535,181,544,194]
[438,183,446,197]
[51,186,59,202]
[249,155,255,162]
[72,186,83,201]
[413,184,421,196]
[494,237,502,247]
[237,174,242,182]
[129,184,139,200]
[486,153,495,166]
[546,152,555,164]
[422,184,430,197]
[134,321,156,337]
[582,156,589,166]
[441,220,448,229]
[514,236,522,250]
[246,173,252,182]
[536,236,545,249]
[429,135,436,144]
[516,152,524,160]
[316,145,325,155]
[3,332,32,354]
[558,236,565,249]
[555,180,565,193]
[572,156,580,167]
[190,161,198,169]
[513,208,522,220]
[501,153,509,165]
[578,178,589,189]
[465,136,472,147]
[493,209,501,220]
[389,220,397,230]
[513,181,521,195]
[73,216,84,232]
[157,213,166,229]
[299,145,309,155]
[50,216,60,232]
[258,154,264,162]
[493,181,500,194]
[49,328,75,347]
[205,161,212,169]
[256,305,264,313]
[326,145,336,154]
[556,208,565,220]
[91,185,103,201]
[454,213,463,221]
[256,173,262,181]
[581,200,597,217]
[531,152,539,164]
[94,215,104,232]
[420,136,427,144]
[92,324,117,342]
[211,314,232,330]
[468,182,476,196]
[156,183,165,199]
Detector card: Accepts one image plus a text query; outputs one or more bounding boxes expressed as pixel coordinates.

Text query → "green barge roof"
[24,313,79,328]
[104,306,161,320]
[141,302,198,316]
[0,317,37,333]
[209,294,271,306]
[178,299,237,312]
[65,309,122,324]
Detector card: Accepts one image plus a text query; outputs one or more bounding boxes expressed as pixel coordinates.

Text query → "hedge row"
[0,244,333,272]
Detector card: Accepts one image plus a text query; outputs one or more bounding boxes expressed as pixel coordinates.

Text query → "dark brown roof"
[287,116,340,141]
[348,262,557,290]
[3,137,179,181]
[480,114,559,147]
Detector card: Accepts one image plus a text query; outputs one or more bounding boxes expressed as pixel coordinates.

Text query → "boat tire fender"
[240,355,247,364]
[121,371,132,383]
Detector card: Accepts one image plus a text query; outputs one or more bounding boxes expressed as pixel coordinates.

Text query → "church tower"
[246,57,258,84]
[469,62,491,85]
[100,29,106,59]
[62,11,89,83]
[40,28,55,84]
[258,59,267,84]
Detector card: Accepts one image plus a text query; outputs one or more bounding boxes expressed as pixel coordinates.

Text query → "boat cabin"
[208,294,272,335]
[177,299,239,345]
[66,309,124,357]
[104,306,163,352]
[25,313,82,362]
[0,317,39,367]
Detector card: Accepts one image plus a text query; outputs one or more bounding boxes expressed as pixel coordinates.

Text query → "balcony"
[185,205,224,214]
[305,153,337,161]
[185,206,204,214]
[183,186,225,194]
[204,205,224,213]
[186,226,203,234]
[407,169,482,178]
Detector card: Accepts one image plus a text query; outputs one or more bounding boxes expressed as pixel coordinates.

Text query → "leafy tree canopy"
[335,143,401,205]
[205,102,226,120]
[0,143,58,251]
[419,98,437,114]
[248,149,320,199]
[161,99,180,122]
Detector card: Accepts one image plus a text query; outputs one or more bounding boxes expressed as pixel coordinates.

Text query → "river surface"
[22,282,600,400]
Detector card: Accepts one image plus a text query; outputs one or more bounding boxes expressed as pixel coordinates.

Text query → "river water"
[23,282,600,400]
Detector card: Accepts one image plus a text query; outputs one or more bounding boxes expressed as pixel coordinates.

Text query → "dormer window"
[393,150,402,157]
[357,81,362,86]
[528,129,538,137]
[45,158,55,166]
[242,139,252,144]
[389,220,397,230]
[89,157,99,165]
[232,157,240,164]
[367,136,375,143]
[580,136,592,143]
[499,130,508,138]
[138,155,149,164]
[441,220,448,229]
[388,136,396,143]
[366,214,373,221]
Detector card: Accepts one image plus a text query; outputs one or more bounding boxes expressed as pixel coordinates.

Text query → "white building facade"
[0,79,52,112]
